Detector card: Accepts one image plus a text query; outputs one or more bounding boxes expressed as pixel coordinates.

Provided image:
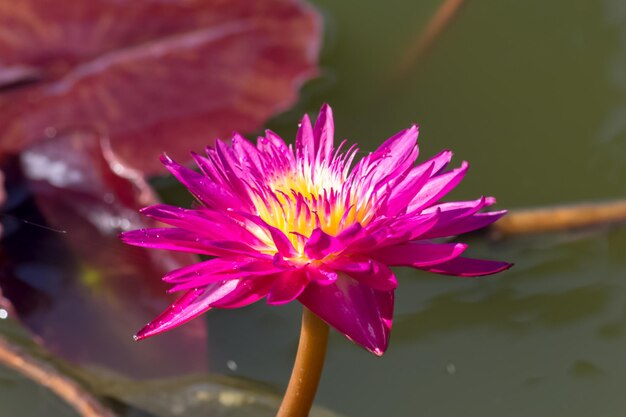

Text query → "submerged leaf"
[0,130,207,378]
[0,319,339,417]
[94,373,344,417]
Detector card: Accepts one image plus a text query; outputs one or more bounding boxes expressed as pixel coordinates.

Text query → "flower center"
[251,168,374,255]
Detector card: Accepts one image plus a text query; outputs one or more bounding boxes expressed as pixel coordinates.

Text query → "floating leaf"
[0,0,321,174]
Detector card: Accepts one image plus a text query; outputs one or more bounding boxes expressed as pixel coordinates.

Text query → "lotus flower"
[121,104,511,355]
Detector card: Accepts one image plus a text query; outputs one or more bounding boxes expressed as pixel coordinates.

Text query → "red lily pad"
[0,130,207,378]
[0,0,321,175]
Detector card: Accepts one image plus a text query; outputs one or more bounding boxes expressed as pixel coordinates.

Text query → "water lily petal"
[337,222,367,244]
[407,161,469,213]
[209,277,275,308]
[329,257,398,291]
[163,258,250,283]
[423,196,496,214]
[161,155,240,209]
[382,162,434,217]
[426,211,507,238]
[304,228,345,259]
[135,282,235,340]
[236,212,298,257]
[296,113,315,163]
[373,242,467,268]
[313,103,335,164]
[136,276,275,339]
[347,210,439,251]
[165,258,281,292]
[267,269,310,305]
[231,132,265,177]
[411,149,453,178]
[120,228,261,258]
[298,275,394,356]
[354,126,419,187]
[305,264,338,285]
[374,126,419,173]
[424,257,513,277]
[141,204,264,245]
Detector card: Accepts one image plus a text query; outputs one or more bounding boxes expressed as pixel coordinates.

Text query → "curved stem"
[277,307,329,417]
[393,0,468,77]
[490,199,626,237]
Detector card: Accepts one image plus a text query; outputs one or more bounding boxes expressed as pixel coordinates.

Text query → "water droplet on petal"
[0,309,7,319]
[372,348,383,356]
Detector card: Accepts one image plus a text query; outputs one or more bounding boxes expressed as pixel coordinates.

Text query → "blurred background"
[1,0,626,416]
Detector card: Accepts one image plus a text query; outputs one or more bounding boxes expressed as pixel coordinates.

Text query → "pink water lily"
[121,104,511,355]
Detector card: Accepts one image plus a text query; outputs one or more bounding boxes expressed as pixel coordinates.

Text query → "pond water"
[2,0,626,416]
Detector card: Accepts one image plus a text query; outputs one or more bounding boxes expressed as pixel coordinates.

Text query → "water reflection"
[394,285,613,342]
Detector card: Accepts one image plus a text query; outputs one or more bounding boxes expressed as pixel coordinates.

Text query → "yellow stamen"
[251,168,374,256]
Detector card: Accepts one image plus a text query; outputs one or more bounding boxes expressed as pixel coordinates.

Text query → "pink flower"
[121,105,511,355]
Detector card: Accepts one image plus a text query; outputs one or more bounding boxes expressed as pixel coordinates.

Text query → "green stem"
[277,307,329,417]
